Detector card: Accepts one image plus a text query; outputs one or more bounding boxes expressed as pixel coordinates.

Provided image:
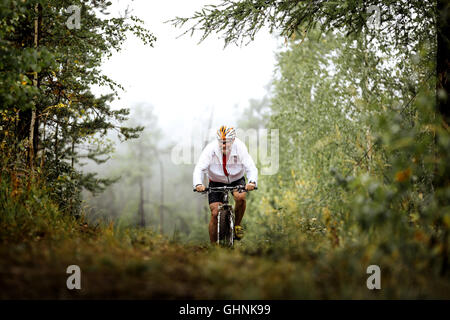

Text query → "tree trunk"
[29,3,42,169]
[54,123,59,161]
[435,0,450,190]
[199,107,215,223]
[71,138,75,168]
[39,116,46,170]
[70,117,77,168]
[436,0,450,276]
[437,0,450,127]
[159,156,164,234]
[138,176,145,227]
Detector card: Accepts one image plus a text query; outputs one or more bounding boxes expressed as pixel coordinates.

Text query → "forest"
[0,0,449,299]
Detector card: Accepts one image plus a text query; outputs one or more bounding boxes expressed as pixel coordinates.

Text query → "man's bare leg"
[209,202,221,243]
[233,191,247,226]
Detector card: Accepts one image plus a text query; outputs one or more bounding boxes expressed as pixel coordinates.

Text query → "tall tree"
[1,0,156,214]
[107,104,161,228]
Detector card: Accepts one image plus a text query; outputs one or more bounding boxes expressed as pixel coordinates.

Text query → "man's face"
[219,139,234,154]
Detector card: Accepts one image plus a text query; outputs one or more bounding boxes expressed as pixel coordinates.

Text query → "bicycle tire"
[218,206,233,247]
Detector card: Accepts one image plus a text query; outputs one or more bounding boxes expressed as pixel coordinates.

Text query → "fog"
[84,0,280,238]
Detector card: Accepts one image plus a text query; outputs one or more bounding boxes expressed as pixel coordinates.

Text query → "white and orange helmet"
[216,125,236,142]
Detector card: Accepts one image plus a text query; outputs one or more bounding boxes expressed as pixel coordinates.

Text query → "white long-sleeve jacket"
[193,137,258,187]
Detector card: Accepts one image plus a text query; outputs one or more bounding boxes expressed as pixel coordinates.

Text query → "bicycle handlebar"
[193,185,258,193]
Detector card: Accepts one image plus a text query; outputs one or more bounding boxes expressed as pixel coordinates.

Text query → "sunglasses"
[218,139,234,145]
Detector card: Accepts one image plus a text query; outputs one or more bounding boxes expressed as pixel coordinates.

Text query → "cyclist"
[193,125,258,243]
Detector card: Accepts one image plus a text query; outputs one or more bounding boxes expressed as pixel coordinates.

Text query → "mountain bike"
[193,185,257,247]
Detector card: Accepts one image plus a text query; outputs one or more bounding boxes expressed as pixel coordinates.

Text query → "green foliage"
[181,0,448,291]
[0,0,156,215]
[170,0,435,47]
[1,0,450,299]
[171,0,448,293]
[0,172,448,298]
[0,169,78,243]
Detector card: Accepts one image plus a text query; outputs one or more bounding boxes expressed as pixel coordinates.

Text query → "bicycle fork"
[230,212,234,247]
[217,210,220,245]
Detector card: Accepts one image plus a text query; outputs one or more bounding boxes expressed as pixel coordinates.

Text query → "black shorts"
[208,176,246,204]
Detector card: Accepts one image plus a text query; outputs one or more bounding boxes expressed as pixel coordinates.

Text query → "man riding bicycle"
[193,126,258,243]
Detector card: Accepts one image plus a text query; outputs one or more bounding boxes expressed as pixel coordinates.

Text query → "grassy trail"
[1,219,449,299]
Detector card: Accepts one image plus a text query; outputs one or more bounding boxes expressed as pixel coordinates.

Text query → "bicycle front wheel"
[218,208,234,247]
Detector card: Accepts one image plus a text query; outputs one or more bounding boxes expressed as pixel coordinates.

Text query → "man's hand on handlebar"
[245,182,256,191]
[195,184,206,192]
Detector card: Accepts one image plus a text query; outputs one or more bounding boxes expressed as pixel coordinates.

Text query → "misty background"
[83,0,280,240]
